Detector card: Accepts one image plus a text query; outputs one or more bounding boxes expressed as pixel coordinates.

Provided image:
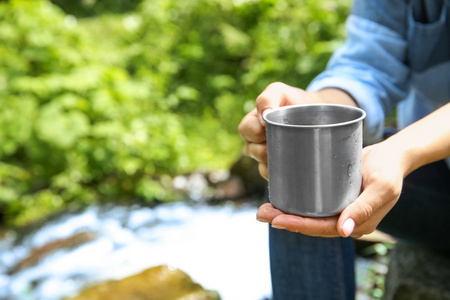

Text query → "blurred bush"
[0,0,351,227]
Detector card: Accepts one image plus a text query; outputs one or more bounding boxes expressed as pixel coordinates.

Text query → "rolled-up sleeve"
[307,15,410,144]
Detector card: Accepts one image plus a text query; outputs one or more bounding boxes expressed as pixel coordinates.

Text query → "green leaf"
[36,101,90,148]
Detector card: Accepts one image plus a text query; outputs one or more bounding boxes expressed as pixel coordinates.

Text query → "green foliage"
[49,0,142,17]
[0,0,351,227]
[358,242,395,299]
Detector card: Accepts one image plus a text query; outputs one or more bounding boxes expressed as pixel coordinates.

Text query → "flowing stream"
[0,201,272,300]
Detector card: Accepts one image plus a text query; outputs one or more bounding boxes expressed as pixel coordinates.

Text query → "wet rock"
[214,175,246,200]
[65,265,221,300]
[384,243,450,300]
[9,231,98,274]
[172,173,214,201]
[170,155,265,203]
[230,156,266,198]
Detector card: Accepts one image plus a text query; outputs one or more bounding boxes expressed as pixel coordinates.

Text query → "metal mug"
[263,104,366,217]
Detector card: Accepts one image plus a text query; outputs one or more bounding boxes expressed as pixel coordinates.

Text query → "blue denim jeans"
[269,228,356,300]
[268,154,450,299]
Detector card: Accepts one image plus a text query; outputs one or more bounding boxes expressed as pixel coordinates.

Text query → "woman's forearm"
[382,102,450,176]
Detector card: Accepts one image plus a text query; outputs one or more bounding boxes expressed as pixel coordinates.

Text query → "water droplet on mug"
[347,163,354,176]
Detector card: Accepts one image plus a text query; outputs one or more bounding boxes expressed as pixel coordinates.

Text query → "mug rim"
[262,103,366,129]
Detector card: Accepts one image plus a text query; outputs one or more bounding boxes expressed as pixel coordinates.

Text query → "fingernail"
[256,217,270,223]
[342,218,355,237]
[271,224,286,230]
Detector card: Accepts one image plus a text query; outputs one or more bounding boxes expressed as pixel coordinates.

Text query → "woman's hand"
[256,141,405,238]
[238,82,356,179]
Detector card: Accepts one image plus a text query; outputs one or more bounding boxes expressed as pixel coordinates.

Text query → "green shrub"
[0,0,351,227]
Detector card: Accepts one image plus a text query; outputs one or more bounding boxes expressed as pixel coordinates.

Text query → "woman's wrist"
[312,88,359,107]
[377,135,419,178]
[378,103,450,177]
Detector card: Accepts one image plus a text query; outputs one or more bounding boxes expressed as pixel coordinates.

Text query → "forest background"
[0,0,351,227]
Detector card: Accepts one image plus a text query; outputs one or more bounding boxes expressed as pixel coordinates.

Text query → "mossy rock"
[385,243,450,300]
[65,265,221,300]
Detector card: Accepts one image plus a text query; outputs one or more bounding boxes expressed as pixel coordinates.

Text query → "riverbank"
[1,201,272,300]
[1,198,392,300]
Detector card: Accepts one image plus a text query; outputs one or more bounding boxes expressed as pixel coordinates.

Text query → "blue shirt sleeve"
[307,13,410,144]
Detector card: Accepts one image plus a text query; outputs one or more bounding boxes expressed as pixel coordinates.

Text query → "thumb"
[337,189,378,237]
[255,82,288,126]
[340,217,356,238]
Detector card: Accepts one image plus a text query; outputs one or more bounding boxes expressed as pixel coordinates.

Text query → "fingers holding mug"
[238,108,266,144]
[255,82,317,126]
[245,142,267,163]
[243,142,268,180]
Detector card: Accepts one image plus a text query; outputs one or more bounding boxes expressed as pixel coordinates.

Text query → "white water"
[0,202,272,300]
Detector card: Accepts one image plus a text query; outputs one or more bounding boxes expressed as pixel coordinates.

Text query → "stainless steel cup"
[263,104,366,217]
